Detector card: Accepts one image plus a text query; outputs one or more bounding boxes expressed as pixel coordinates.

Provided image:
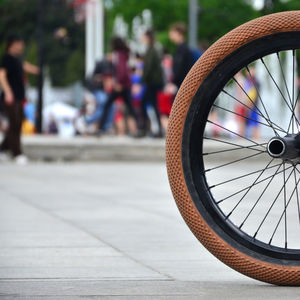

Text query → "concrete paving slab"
[22,135,166,162]
[19,135,268,162]
[0,162,300,298]
[0,280,300,299]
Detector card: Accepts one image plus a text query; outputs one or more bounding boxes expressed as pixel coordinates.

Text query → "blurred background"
[0,0,299,142]
[1,1,300,298]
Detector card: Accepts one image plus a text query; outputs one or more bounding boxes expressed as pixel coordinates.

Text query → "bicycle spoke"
[204,136,266,150]
[233,76,279,136]
[288,87,300,133]
[283,163,288,248]
[253,166,295,239]
[203,143,267,156]
[276,53,293,107]
[222,89,286,134]
[239,162,283,229]
[261,57,300,128]
[213,104,287,134]
[226,159,274,219]
[269,170,300,247]
[216,164,293,204]
[292,50,296,132]
[206,151,264,174]
[294,169,300,225]
[210,161,280,190]
[286,50,299,133]
[244,66,279,136]
[276,52,298,134]
[207,120,265,147]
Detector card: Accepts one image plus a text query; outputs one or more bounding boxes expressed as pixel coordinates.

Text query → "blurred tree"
[262,0,300,12]
[0,0,299,86]
[106,0,186,51]
[106,0,300,49]
[105,0,189,52]
[197,0,259,43]
[105,0,259,49]
[25,41,39,86]
[0,0,84,86]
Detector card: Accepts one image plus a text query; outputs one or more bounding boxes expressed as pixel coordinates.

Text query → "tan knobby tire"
[166,11,300,285]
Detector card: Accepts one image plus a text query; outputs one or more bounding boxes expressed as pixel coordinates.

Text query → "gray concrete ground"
[22,135,165,162]
[0,162,299,299]
[21,135,266,162]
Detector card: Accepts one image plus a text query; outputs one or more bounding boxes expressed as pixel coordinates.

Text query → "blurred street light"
[188,0,200,49]
[36,0,45,133]
[85,0,104,76]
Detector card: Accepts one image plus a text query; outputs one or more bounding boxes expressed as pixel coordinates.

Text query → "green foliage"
[65,50,85,84]
[106,0,300,48]
[198,0,259,43]
[0,0,84,87]
[44,0,85,85]
[105,0,189,49]
[263,0,300,13]
[106,0,259,47]
[25,41,38,86]
[0,0,299,86]
[106,0,189,32]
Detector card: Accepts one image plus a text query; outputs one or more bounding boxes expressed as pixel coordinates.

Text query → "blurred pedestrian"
[0,96,8,133]
[84,55,116,133]
[130,54,145,129]
[141,29,163,137]
[99,37,138,135]
[157,49,175,135]
[234,71,247,137]
[244,66,260,139]
[0,35,39,164]
[168,22,194,89]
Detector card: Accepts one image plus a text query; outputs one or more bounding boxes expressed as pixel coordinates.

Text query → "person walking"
[141,29,164,137]
[99,37,138,135]
[168,22,195,89]
[0,35,39,164]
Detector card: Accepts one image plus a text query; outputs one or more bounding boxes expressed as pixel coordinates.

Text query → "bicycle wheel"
[166,11,300,285]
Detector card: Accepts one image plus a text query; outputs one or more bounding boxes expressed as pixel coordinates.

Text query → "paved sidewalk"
[21,135,267,163]
[23,135,165,162]
[0,162,298,299]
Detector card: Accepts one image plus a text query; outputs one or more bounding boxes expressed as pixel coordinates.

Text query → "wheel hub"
[267,134,300,164]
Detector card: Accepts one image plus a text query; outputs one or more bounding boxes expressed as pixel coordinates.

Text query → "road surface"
[0,162,299,299]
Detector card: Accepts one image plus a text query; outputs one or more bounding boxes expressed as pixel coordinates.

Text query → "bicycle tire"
[166,11,300,285]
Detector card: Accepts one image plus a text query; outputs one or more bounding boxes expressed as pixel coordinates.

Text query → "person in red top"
[99,37,138,134]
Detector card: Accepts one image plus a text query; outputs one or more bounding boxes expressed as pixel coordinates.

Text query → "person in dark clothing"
[169,22,194,88]
[0,35,39,164]
[141,29,164,137]
[99,37,138,134]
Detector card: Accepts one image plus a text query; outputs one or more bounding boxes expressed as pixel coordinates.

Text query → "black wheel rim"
[183,32,300,263]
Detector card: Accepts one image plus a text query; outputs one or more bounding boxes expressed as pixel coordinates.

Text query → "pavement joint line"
[2,295,191,296]
[7,294,204,296]
[6,190,175,281]
[0,278,174,282]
